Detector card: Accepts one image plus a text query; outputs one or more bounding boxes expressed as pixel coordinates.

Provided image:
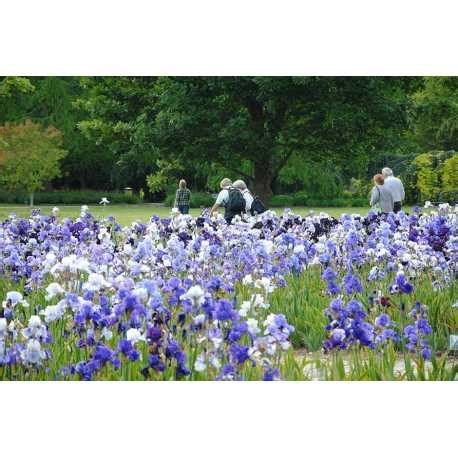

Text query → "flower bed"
[0,205,457,380]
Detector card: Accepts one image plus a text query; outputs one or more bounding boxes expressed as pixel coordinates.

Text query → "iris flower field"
[0,205,457,381]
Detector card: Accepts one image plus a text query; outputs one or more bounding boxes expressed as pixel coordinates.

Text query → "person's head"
[374,174,384,186]
[179,179,187,189]
[382,167,393,178]
[232,179,247,191]
[220,178,232,189]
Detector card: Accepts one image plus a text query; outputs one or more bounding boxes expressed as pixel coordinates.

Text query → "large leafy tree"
[0,120,67,205]
[152,77,419,201]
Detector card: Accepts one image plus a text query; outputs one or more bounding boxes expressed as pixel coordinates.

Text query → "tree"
[0,77,35,98]
[74,77,161,190]
[152,77,419,201]
[0,120,67,205]
[410,77,458,151]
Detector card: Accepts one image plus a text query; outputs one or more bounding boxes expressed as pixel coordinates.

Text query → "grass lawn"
[0,204,409,226]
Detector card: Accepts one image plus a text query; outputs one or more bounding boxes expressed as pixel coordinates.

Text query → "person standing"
[174,179,191,214]
[370,174,394,213]
[382,167,405,213]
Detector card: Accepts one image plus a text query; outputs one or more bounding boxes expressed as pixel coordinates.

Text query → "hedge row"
[163,191,369,208]
[0,190,141,205]
[268,194,368,208]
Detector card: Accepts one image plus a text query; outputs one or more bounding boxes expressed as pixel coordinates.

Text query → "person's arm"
[210,203,220,215]
[174,189,179,207]
[211,190,226,215]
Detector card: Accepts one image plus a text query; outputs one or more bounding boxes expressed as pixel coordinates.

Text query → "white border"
[2,382,457,457]
[1,0,458,75]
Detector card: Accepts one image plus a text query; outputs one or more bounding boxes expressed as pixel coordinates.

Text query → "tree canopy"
[0,120,67,205]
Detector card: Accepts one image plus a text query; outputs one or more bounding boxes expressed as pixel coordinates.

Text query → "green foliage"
[0,77,35,97]
[346,177,371,199]
[442,154,458,191]
[406,150,457,202]
[146,159,185,194]
[0,120,67,205]
[410,76,458,151]
[74,77,162,190]
[277,155,345,200]
[292,192,308,206]
[268,193,367,207]
[413,153,441,200]
[268,194,296,207]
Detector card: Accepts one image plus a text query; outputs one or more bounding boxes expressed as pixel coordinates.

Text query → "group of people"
[369,167,405,213]
[174,177,260,223]
[173,166,406,223]
[210,178,257,223]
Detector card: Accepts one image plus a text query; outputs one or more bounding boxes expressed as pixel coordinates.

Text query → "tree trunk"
[253,160,273,204]
[29,191,34,207]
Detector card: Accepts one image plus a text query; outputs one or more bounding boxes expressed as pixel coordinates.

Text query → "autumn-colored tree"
[0,120,67,205]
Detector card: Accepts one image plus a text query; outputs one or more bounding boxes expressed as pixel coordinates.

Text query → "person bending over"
[210,178,245,224]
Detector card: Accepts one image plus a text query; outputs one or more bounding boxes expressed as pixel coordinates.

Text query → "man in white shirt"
[382,167,405,213]
[233,179,254,213]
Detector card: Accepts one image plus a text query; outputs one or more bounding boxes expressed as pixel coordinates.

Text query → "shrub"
[0,190,141,205]
[305,197,366,207]
[433,190,458,204]
[267,195,367,208]
[442,155,458,191]
[269,195,295,207]
[190,192,214,208]
[292,192,308,206]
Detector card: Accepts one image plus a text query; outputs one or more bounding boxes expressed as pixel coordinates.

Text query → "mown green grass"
[0,204,411,226]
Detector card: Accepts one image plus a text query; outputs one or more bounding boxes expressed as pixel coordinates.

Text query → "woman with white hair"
[382,167,405,213]
[232,179,254,213]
